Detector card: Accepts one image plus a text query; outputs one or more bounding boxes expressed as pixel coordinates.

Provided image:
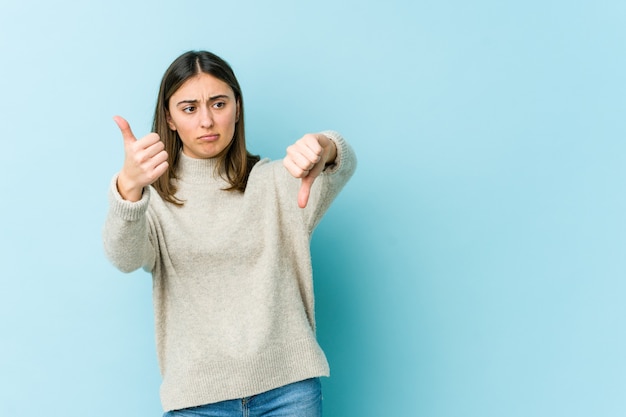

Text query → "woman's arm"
[102,176,157,273]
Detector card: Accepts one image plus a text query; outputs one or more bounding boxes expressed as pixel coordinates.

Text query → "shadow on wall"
[310,200,379,415]
[309,189,435,416]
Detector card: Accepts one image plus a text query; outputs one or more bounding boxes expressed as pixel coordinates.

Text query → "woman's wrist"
[116,173,143,202]
[321,135,337,166]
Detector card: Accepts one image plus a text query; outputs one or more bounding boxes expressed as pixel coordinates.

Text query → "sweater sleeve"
[102,175,157,273]
[302,130,357,231]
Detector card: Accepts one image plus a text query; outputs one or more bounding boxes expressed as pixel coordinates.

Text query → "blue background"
[1,1,625,416]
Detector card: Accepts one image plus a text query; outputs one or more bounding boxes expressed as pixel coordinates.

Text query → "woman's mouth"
[198,134,219,142]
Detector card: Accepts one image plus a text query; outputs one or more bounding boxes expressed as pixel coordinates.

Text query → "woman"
[103,50,356,416]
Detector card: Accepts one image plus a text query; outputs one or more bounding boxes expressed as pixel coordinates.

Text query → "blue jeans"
[163,378,322,417]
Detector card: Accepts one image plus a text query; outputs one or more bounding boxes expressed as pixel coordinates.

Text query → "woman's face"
[166,72,239,159]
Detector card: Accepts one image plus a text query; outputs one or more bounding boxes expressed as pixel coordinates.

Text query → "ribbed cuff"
[108,174,150,221]
[320,130,350,175]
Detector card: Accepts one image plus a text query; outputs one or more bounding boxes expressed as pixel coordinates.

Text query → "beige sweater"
[103,132,356,411]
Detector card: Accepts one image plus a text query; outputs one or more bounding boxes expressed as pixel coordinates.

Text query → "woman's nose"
[200,107,214,128]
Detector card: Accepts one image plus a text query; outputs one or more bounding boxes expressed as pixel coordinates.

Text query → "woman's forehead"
[173,73,235,100]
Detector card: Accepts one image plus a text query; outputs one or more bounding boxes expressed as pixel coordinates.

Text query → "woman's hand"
[283,133,337,208]
[113,116,169,202]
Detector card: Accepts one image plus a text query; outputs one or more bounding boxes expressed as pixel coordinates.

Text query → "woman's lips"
[198,134,219,142]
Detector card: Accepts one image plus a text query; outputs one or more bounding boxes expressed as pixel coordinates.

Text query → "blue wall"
[1,1,625,416]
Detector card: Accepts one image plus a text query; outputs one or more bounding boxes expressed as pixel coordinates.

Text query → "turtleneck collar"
[176,152,224,184]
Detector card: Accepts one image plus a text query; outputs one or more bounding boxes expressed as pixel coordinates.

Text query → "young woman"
[103,50,356,416]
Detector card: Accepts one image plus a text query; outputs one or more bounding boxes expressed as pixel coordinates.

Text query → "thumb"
[113,115,136,144]
[298,175,316,209]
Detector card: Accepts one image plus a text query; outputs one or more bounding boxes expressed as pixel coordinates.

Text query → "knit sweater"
[103,131,356,411]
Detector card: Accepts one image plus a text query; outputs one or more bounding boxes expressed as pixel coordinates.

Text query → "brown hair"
[152,50,260,205]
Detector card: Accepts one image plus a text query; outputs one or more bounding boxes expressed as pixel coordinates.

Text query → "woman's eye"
[183,106,195,113]
[213,102,225,109]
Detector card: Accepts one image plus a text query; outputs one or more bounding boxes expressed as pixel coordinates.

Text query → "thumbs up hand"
[283,133,337,208]
[113,116,169,202]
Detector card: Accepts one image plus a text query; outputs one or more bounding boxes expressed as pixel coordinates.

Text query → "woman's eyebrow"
[208,94,230,101]
[175,95,231,106]
[175,99,199,106]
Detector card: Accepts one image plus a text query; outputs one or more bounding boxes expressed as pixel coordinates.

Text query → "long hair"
[152,50,260,205]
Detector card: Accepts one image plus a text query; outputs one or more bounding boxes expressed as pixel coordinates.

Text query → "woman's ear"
[166,109,176,131]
